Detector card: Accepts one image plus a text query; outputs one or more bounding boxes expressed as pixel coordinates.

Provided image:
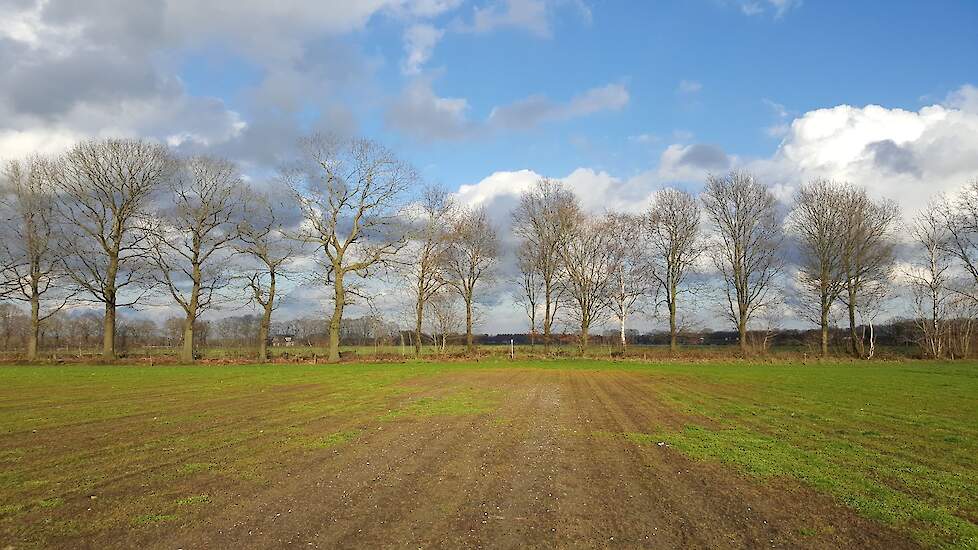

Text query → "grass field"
[0,359,975,548]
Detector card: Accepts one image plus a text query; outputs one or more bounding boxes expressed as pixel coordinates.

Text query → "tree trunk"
[543,286,552,354]
[579,320,589,356]
[847,287,862,358]
[328,272,345,362]
[465,294,474,355]
[180,313,196,363]
[669,294,678,353]
[28,289,39,362]
[820,305,830,357]
[737,313,748,355]
[102,301,116,360]
[619,307,627,351]
[257,273,276,363]
[414,298,424,357]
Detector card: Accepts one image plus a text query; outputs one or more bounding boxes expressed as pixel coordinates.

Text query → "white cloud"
[487,83,629,129]
[402,23,444,74]
[461,0,552,37]
[738,0,802,18]
[385,79,476,140]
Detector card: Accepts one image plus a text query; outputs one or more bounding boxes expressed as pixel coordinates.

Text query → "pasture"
[0,359,975,548]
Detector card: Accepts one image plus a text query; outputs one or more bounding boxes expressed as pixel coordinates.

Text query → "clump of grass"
[380,390,496,420]
[175,494,209,506]
[132,513,177,525]
[0,503,24,517]
[179,462,216,475]
[306,430,361,449]
[37,497,64,508]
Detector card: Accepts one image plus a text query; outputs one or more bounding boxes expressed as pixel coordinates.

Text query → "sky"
[2,0,978,333]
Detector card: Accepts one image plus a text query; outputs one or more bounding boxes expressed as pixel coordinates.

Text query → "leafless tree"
[557,211,616,355]
[512,178,575,352]
[284,134,416,362]
[701,171,784,354]
[905,202,954,358]
[237,191,296,362]
[604,212,652,350]
[0,158,74,360]
[425,289,461,353]
[645,188,704,352]
[514,246,543,345]
[787,179,848,357]
[442,206,499,355]
[401,185,455,356]
[149,156,242,363]
[48,138,172,360]
[838,186,900,358]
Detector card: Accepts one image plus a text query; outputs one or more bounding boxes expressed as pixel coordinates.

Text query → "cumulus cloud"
[387,81,629,140]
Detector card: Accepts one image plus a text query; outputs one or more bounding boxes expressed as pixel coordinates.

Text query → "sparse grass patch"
[37,497,64,508]
[379,389,497,420]
[175,494,209,506]
[132,513,177,525]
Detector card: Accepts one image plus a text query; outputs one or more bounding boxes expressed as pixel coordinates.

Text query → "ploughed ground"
[0,365,925,549]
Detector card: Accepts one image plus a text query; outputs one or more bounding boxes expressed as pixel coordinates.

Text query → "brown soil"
[3,369,918,549]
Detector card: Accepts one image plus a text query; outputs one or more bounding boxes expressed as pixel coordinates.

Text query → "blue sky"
[171,1,978,188]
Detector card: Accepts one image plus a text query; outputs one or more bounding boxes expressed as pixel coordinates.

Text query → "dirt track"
[92,369,915,549]
[0,369,914,548]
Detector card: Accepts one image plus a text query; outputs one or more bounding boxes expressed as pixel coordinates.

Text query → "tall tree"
[237,191,296,362]
[49,138,172,360]
[557,212,616,355]
[285,134,415,362]
[787,179,848,357]
[514,246,542,345]
[402,185,455,356]
[839,187,899,357]
[512,178,575,352]
[905,201,954,358]
[604,212,651,350]
[149,156,242,363]
[442,206,498,355]
[701,171,784,354]
[0,158,73,360]
[645,188,703,352]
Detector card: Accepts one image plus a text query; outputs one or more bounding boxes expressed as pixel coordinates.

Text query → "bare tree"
[442,206,498,355]
[512,178,575,352]
[604,212,651,351]
[401,185,455,356]
[426,289,461,353]
[237,191,296,362]
[0,158,73,360]
[285,134,415,362]
[149,156,242,363]
[514,246,542,345]
[905,202,954,358]
[839,186,900,357]
[645,188,704,352]
[701,171,784,354]
[787,179,848,357]
[557,211,616,355]
[49,138,172,360]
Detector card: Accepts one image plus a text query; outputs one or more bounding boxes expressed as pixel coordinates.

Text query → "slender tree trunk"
[543,285,552,354]
[619,306,627,351]
[28,289,39,361]
[579,319,589,356]
[465,293,474,355]
[102,300,116,360]
[669,292,678,353]
[820,305,830,357]
[847,286,862,358]
[328,272,345,362]
[414,298,424,357]
[258,273,277,362]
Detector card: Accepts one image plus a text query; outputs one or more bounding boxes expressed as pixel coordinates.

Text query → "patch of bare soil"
[10,369,918,549]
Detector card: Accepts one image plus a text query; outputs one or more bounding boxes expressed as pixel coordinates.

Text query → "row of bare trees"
[3,133,978,361]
